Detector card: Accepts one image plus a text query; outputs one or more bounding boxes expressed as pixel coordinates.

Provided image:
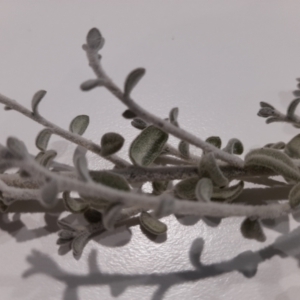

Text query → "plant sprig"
[0,27,299,261]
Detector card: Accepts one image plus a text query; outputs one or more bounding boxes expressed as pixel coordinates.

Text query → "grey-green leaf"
[205,136,221,149]
[69,115,89,136]
[264,142,286,150]
[266,117,281,124]
[31,90,47,115]
[131,118,147,130]
[260,102,274,109]
[100,132,124,157]
[152,181,169,195]
[174,177,199,200]
[86,28,105,50]
[40,179,58,208]
[90,171,130,192]
[80,79,103,91]
[58,229,75,240]
[287,98,300,119]
[124,68,145,98]
[35,129,52,151]
[102,203,123,231]
[35,151,45,164]
[73,146,91,182]
[62,192,88,213]
[195,178,213,202]
[212,181,244,202]
[223,138,243,155]
[57,219,79,231]
[240,218,266,242]
[122,109,137,119]
[39,150,57,168]
[257,107,274,118]
[169,107,179,127]
[245,148,300,182]
[199,153,228,187]
[72,231,91,260]
[129,125,169,166]
[178,140,190,158]
[6,137,28,159]
[140,212,167,235]
[285,134,300,159]
[288,182,300,208]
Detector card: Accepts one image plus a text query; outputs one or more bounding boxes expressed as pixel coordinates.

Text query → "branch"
[0,93,130,168]
[83,39,244,168]
[15,153,290,219]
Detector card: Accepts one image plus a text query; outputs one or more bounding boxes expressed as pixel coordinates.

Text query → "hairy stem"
[84,46,244,168]
[16,156,290,219]
[0,93,130,168]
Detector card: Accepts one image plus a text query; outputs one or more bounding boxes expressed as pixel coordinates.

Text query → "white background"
[1,1,300,299]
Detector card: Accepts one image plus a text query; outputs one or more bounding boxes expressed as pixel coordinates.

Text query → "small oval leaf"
[86,28,105,50]
[152,181,169,195]
[58,229,75,240]
[174,177,199,200]
[285,134,300,159]
[169,107,179,127]
[122,109,137,119]
[178,140,190,158]
[35,129,52,151]
[39,150,57,168]
[62,192,88,213]
[199,153,228,187]
[195,178,213,202]
[129,125,169,166]
[102,203,123,231]
[31,90,47,115]
[287,98,300,119]
[223,138,243,155]
[124,68,146,98]
[257,107,274,118]
[139,211,167,235]
[100,132,124,157]
[131,118,147,130]
[205,136,221,149]
[6,137,28,159]
[80,79,103,91]
[90,171,130,192]
[266,117,281,124]
[240,218,266,242]
[69,115,89,136]
[73,146,91,182]
[72,231,91,260]
[264,142,286,150]
[212,181,244,202]
[260,102,274,109]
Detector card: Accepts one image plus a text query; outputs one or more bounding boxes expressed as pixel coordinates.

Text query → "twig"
[83,43,244,168]
[0,93,130,168]
[15,155,290,219]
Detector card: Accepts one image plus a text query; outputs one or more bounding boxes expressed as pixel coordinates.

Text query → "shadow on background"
[21,225,300,300]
